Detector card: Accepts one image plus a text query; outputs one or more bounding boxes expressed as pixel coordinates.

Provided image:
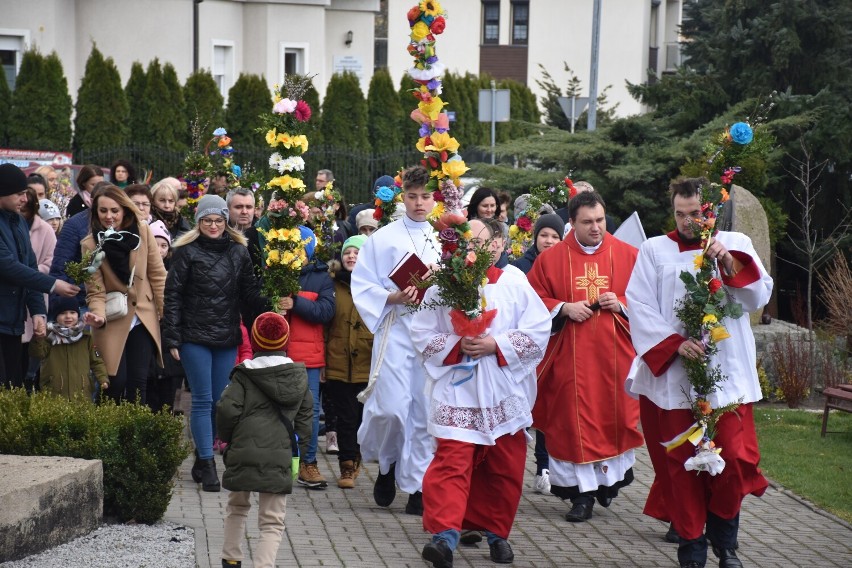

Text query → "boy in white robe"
[350,165,440,515]
[411,218,550,568]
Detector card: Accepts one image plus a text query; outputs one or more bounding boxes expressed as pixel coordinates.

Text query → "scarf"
[153,208,182,230]
[47,321,86,345]
[335,268,352,286]
[98,223,140,285]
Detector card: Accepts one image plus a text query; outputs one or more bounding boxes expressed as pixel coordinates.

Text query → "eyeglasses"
[132,201,151,209]
[200,217,226,227]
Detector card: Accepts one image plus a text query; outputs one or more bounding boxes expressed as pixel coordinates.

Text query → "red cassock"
[527,233,644,463]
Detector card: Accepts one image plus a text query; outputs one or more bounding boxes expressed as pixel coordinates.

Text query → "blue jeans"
[181,343,236,460]
[305,367,321,463]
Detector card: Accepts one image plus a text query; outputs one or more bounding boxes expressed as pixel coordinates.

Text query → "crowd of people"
[0,160,771,568]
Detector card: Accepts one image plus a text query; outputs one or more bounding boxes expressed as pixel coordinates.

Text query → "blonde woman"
[151,177,191,240]
[163,194,272,492]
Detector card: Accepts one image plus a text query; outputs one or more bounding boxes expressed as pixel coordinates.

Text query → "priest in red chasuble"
[527,191,643,522]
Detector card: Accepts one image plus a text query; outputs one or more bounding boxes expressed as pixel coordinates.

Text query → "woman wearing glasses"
[163,194,271,492]
[81,185,167,404]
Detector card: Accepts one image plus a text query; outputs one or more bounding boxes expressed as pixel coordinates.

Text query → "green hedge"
[0,388,189,524]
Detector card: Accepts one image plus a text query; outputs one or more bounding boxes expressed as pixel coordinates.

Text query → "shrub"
[8,49,73,150]
[0,71,10,146]
[768,334,813,408]
[225,73,271,143]
[0,388,189,524]
[183,69,224,142]
[125,62,148,141]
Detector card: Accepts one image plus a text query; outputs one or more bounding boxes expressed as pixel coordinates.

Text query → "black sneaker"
[405,491,423,516]
[373,462,396,507]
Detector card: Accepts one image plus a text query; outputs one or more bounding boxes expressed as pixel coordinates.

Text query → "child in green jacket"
[32,297,108,400]
[217,312,312,568]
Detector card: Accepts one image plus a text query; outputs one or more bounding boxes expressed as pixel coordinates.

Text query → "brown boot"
[338,460,356,489]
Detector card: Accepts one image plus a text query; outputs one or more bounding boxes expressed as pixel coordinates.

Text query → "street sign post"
[479,81,510,165]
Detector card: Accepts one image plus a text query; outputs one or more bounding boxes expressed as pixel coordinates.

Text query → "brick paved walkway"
[164,430,852,567]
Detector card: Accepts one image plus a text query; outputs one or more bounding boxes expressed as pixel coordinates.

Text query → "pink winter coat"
[24,216,57,343]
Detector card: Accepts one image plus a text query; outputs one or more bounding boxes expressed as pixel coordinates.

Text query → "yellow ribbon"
[660,422,706,452]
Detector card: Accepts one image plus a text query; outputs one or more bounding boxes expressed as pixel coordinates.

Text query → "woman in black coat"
[163,195,271,492]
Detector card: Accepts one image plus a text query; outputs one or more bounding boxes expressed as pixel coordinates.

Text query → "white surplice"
[625,231,773,409]
[410,269,550,446]
[350,216,440,493]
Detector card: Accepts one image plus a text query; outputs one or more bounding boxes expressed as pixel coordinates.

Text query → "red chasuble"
[527,232,644,464]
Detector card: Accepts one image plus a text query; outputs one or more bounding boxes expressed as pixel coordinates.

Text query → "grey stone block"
[0,455,102,562]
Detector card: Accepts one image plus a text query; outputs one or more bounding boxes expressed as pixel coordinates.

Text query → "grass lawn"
[754,406,852,523]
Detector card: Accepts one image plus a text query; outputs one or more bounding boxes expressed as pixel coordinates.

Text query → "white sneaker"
[326,431,339,454]
[533,469,551,494]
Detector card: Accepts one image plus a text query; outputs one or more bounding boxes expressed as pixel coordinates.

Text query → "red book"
[388,252,430,303]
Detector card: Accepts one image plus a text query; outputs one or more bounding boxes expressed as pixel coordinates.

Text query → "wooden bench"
[821,384,852,436]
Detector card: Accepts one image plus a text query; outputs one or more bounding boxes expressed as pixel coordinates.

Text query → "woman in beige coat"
[82,185,166,404]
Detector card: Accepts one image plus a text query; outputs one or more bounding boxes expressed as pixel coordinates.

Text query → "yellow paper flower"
[267,249,280,264]
[277,132,293,148]
[410,21,430,42]
[269,175,306,191]
[442,159,470,182]
[416,136,429,153]
[508,225,519,238]
[702,314,718,325]
[462,230,473,240]
[267,228,279,240]
[419,97,448,121]
[420,0,443,17]
[265,129,278,146]
[710,326,731,342]
[693,254,704,270]
[292,135,309,153]
[426,132,460,153]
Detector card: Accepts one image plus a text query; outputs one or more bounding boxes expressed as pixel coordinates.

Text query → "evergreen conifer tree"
[74,44,130,153]
[301,81,322,147]
[43,53,73,150]
[397,74,418,142]
[125,62,148,142]
[183,69,224,140]
[140,59,182,151]
[318,72,370,199]
[8,50,73,150]
[162,62,187,147]
[367,68,404,153]
[225,73,271,142]
[0,71,11,146]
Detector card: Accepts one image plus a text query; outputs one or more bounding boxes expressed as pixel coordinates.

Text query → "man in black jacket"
[0,164,79,387]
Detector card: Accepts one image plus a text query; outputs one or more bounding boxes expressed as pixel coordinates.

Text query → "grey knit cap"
[195,194,229,224]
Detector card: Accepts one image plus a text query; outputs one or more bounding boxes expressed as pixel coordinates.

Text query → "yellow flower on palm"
[419,0,443,16]
[277,132,293,148]
[508,225,519,238]
[419,97,447,121]
[265,129,278,147]
[410,21,430,42]
[463,230,473,240]
[292,134,309,153]
[267,229,279,240]
[267,249,280,264]
[416,136,429,153]
[710,326,731,342]
[702,314,718,325]
[442,159,470,183]
[693,254,705,270]
[426,132,460,154]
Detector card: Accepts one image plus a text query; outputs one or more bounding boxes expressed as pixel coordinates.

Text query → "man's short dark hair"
[402,165,430,190]
[567,191,606,222]
[669,177,708,206]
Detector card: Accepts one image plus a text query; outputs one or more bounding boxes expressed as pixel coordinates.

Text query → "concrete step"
[0,455,102,562]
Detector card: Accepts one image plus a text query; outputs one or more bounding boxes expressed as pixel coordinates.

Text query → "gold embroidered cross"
[575,262,609,303]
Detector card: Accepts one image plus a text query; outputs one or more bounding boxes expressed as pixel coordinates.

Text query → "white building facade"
[0,0,379,100]
[385,0,684,118]
[1,0,683,119]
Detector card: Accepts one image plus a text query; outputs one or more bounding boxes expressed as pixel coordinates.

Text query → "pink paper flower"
[273,98,298,114]
[295,100,312,122]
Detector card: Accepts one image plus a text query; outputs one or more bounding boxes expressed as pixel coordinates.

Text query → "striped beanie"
[250,312,290,353]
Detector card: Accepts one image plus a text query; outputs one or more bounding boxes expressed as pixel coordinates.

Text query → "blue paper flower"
[376,186,395,203]
[213,127,227,136]
[232,165,242,177]
[729,122,753,145]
